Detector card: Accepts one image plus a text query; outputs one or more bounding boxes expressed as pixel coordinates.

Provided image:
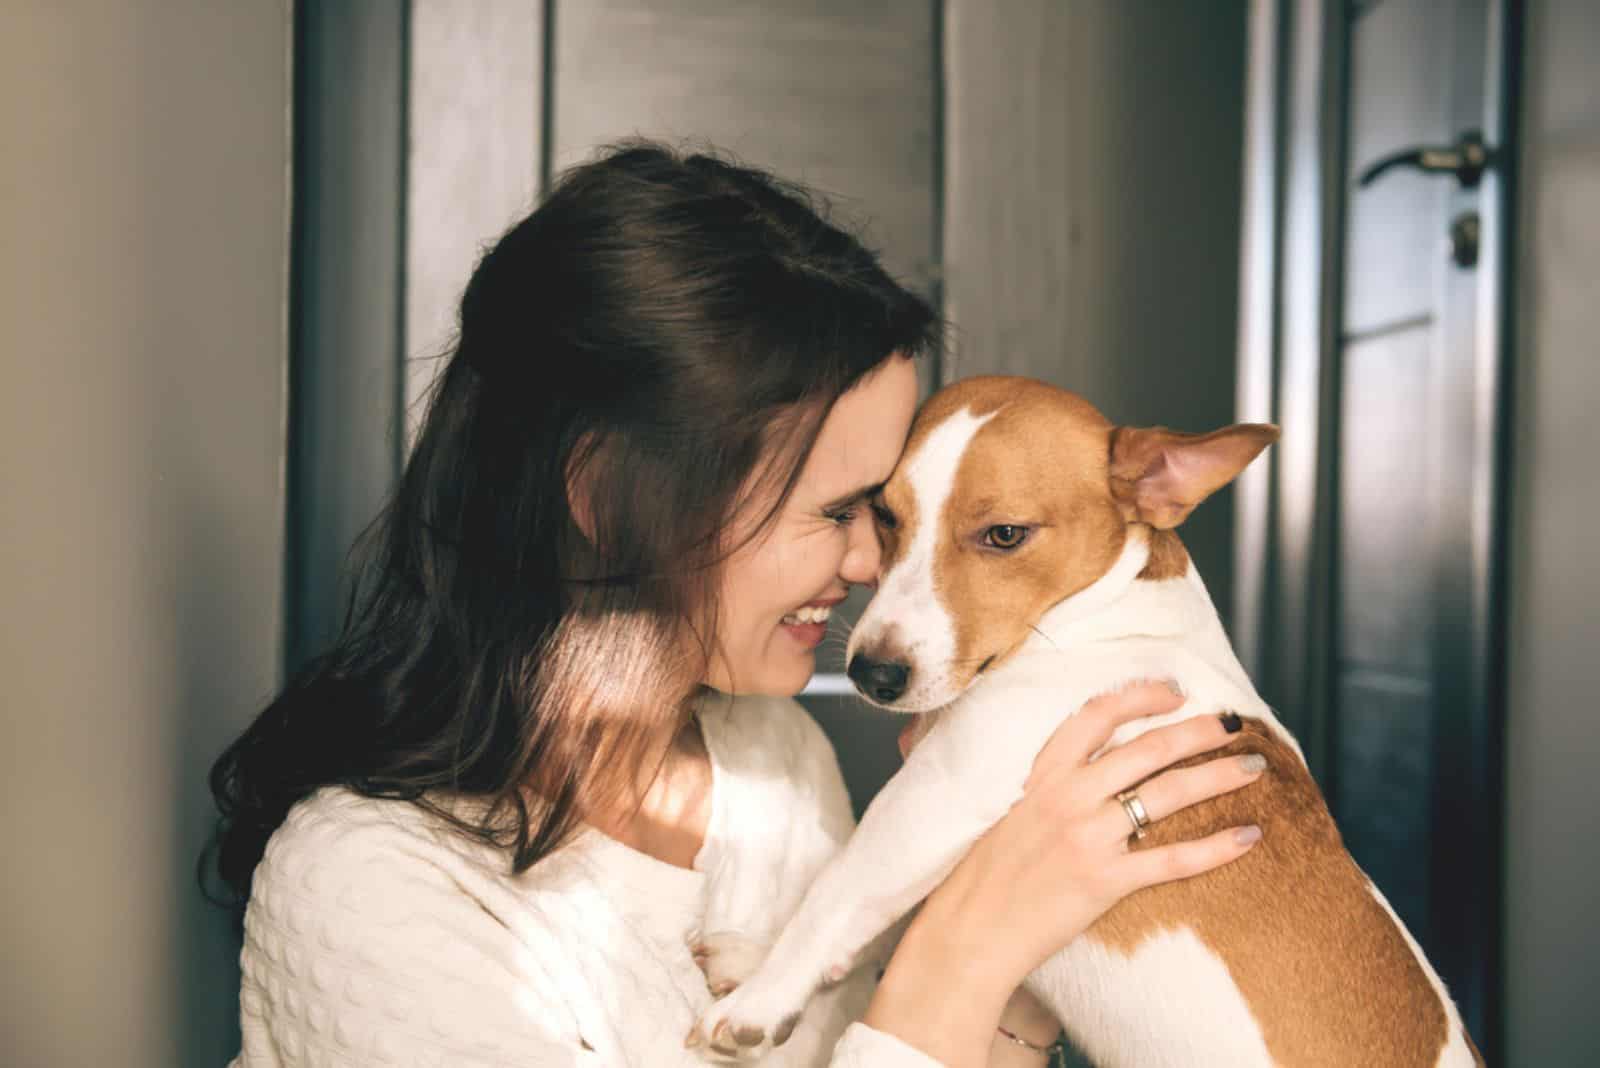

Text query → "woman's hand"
[865,681,1262,1065]
[926,680,1261,984]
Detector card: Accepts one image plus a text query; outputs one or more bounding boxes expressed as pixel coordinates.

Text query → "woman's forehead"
[801,356,919,499]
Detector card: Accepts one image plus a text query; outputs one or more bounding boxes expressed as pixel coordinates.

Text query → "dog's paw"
[688,930,770,998]
[685,972,811,1058]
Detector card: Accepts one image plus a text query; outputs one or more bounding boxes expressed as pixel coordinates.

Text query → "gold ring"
[1117,790,1152,839]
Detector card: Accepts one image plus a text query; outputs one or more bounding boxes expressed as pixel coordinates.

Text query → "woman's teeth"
[782,604,832,626]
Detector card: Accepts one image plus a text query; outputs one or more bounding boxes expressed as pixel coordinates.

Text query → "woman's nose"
[839,513,882,587]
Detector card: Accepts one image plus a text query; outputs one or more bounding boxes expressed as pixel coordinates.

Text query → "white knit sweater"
[230,693,943,1067]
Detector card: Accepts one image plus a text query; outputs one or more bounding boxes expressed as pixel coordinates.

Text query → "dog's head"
[845,376,1278,712]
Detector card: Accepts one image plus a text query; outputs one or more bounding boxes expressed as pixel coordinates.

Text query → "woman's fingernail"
[1238,753,1267,774]
[1235,824,1262,846]
[1165,680,1185,697]
[1220,710,1242,733]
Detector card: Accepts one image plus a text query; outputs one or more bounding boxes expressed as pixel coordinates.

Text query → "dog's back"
[1029,717,1482,1068]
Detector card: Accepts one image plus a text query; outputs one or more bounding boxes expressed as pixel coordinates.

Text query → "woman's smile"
[779,596,843,648]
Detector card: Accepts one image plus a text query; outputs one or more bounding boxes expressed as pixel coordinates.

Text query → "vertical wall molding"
[286,0,410,674]
[1230,0,1346,779]
[1232,0,1284,682]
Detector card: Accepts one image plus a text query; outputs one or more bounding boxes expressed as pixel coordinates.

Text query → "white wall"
[1504,1,1600,1061]
[0,3,292,1065]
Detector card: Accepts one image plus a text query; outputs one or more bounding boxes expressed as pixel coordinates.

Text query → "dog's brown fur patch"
[1084,720,1462,1067]
[910,379,1129,688]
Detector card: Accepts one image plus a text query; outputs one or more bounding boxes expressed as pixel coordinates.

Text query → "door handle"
[1358,129,1499,189]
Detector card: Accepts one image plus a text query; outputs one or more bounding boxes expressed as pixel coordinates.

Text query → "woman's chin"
[760,660,818,698]
[702,652,816,698]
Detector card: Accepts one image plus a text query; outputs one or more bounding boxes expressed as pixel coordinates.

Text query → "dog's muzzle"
[846,653,911,704]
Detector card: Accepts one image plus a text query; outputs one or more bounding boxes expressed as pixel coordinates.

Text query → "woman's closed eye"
[823,506,859,526]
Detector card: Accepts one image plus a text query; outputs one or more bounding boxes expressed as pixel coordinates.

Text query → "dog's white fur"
[689,404,1475,1066]
[864,405,997,710]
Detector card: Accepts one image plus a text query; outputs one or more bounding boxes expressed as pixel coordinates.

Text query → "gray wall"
[0,3,292,1066]
[1503,1,1600,1061]
[405,0,543,448]
[404,0,942,428]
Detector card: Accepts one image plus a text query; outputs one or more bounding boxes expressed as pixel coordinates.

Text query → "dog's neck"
[1023,527,1263,709]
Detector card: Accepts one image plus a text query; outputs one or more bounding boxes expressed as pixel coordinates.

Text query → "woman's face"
[704,355,919,696]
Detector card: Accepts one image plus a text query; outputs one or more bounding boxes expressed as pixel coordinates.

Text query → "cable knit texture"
[231,693,944,1067]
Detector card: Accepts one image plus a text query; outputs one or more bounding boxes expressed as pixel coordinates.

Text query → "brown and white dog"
[690,376,1481,1067]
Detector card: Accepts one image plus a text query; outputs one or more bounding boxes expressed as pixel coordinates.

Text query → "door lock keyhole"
[1449,211,1481,269]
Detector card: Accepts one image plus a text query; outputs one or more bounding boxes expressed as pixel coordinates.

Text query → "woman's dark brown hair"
[203,140,941,915]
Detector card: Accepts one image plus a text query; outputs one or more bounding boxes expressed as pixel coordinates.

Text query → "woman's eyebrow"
[819,482,884,512]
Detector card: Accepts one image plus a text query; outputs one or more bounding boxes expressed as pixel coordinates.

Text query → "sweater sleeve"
[235,795,606,1067]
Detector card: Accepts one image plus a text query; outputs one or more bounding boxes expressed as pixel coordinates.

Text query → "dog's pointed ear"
[1109,423,1280,529]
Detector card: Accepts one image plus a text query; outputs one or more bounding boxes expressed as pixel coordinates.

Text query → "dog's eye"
[871,502,899,530]
[984,525,1029,550]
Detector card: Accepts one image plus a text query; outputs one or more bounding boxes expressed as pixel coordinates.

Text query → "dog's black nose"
[847,653,911,704]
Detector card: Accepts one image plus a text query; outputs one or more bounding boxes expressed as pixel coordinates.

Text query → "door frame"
[1232,0,1520,1057]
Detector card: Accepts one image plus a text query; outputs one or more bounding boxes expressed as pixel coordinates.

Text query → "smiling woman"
[203,140,1258,1068]
[203,141,955,1065]
[207,141,941,893]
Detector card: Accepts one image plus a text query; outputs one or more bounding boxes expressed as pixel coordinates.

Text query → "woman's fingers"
[1080,712,1239,802]
[1113,824,1263,894]
[922,690,1267,989]
[1029,681,1185,788]
[1095,752,1265,845]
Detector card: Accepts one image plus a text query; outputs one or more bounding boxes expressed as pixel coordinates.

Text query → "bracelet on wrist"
[996,1022,1065,1062]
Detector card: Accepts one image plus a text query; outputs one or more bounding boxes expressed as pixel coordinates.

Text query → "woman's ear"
[1108,423,1280,529]
[564,430,604,545]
